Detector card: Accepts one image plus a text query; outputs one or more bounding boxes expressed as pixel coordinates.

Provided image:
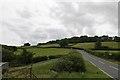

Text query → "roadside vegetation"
[3,51,110,78]
[51,50,86,72]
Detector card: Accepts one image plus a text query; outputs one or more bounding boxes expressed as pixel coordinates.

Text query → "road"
[78,50,120,79]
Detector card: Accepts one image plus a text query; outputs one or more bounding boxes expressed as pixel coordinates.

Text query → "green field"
[72,42,119,49]
[102,42,119,49]
[39,44,60,47]
[27,48,71,57]
[35,42,119,49]
[14,48,71,58]
[72,42,95,49]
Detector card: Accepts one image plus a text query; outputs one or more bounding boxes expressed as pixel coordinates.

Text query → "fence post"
[30,64,32,78]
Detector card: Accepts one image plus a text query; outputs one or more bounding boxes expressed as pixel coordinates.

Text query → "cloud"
[16,8,33,19]
[50,2,118,36]
[0,0,118,46]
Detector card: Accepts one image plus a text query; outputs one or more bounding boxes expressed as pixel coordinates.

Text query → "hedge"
[85,49,120,61]
[51,50,86,72]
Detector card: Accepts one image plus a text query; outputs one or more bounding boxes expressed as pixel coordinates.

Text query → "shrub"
[2,48,15,62]
[51,50,86,72]
[95,41,101,49]
[24,43,31,46]
[59,40,69,48]
[85,49,120,61]
[18,49,34,64]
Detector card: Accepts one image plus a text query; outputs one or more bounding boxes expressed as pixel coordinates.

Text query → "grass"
[102,42,119,49]
[54,60,110,78]
[5,51,110,78]
[30,41,119,49]
[27,48,71,57]
[14,48,71,58]
[32,59,110,78]
[72,42,95,49]
[8,58,109,78]
[39,44,60,47]
[72,41,119,49]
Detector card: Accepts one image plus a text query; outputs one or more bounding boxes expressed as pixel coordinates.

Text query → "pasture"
[39,44,60,47]
[73,41,119,49]
[14,48,71,58]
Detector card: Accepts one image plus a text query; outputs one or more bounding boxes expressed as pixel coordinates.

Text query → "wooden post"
[30,64,32,78]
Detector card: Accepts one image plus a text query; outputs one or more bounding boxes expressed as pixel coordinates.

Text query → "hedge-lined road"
[78,50,119,79]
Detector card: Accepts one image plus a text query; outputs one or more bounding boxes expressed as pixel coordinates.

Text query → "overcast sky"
[0,0,119,46]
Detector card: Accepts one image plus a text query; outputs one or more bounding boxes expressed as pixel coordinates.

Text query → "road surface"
[78,50,120,79]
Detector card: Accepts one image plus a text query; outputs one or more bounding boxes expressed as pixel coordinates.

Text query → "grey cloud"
[46,28,70,39]
[50,2,118,36]
[16,8,33,19]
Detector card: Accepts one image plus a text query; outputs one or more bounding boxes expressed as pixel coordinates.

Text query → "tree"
[51,50,86,72]
[2,48,15,62]
[59,40,68,48]
[19,49,34,64]
[114,36,120,42]
[101,35,109,41]
[95,41,102,49]
[24,43,31,46]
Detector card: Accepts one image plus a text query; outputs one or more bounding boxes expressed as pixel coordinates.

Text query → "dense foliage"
[2,45,17,52]
[59,39,69,48]
[24,43,31,46]
[51,50,86,72]
[2,48,15,62]
[37,35,120,45]
[85,49,120,61]
[95,41,102,49]
[18,49,34,64]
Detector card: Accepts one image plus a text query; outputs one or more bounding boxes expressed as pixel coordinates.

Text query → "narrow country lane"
[78,50,120,80]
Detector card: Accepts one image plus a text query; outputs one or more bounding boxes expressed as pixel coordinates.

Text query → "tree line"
[37,35,120,45]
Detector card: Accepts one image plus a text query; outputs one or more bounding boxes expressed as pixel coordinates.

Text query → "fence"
[3,64,37,78]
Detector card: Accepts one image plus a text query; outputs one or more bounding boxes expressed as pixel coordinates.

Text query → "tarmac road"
[78,50,120,79]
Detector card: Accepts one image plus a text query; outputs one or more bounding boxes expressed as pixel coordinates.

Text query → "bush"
[2,48,15,62]
[51,50,86,72]
[18,49,34,64]
[85,49,120,61]
[59,40,69,48]
[24,43,31,46]
[95,41,101,49]
[2,45,17,52]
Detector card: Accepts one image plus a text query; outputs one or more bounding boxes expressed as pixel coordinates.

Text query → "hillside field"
[14,48,71,58]
[73,42,119,49]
